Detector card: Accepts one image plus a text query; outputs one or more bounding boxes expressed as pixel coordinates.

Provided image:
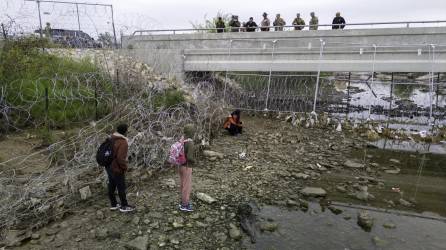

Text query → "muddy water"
[243,203,446,250]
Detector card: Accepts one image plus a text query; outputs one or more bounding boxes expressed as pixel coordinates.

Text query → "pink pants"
[178,166,192,205]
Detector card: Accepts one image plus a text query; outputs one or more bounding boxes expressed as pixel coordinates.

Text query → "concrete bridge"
[122,25,446,79]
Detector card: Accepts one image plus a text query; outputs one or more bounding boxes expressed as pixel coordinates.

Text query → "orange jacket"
[223,116,242,129]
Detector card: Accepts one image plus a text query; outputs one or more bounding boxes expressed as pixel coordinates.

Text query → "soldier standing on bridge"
[244,17,258,32]
[332,12,346,29]
[292,13,305,30]
[309,12,319,30]
[260,12,270,31]
[273,14,286,31]
[215,17,226,33]
[228,15,241,32]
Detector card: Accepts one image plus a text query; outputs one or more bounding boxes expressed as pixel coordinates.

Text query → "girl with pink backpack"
[168,124,196,212]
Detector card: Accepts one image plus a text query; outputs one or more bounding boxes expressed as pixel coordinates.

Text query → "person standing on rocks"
[215,16,226,33]
[106,123,135,213]
[177,124,196,212]
[223,110,243,136]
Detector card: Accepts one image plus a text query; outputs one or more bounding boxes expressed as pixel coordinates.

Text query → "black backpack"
[96,137,114,167]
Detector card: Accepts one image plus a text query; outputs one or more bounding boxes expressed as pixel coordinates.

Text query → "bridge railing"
[132,20,446,36]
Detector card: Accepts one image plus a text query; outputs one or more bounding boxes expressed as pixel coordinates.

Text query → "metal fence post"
[312,39,325,113]
[387,72,394,128]
[429,44,435,123]
[346,72,351,118]
[265,40,277,110]
[223,39,233,103]
[1,23,7,40]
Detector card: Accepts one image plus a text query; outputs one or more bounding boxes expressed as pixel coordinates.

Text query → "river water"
[243,203,446,250]
[243,140,446,250]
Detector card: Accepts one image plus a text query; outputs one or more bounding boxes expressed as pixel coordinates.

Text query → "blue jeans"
[105,167,128,207]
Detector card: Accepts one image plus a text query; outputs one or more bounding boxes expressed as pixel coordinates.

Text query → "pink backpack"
[168,137,191,166]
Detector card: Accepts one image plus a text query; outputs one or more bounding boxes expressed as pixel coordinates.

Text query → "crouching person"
[107,123,134,212]
[223,109,243,136]
[169,124,196,212]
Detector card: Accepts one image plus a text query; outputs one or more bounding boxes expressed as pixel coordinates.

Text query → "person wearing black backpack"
[102,123,134,212]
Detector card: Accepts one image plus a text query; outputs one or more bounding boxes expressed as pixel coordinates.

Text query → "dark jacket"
[332,16,346,29]
[216,20,225,33]
[183,125,196,167]
[111,132,129,175]
[244,21,258,32]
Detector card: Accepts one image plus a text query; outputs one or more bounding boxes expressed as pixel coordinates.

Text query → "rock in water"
[196,193,217,204]
[357,211,374,232]
[260,222,278,232]
[202,150,224,159]
[79,186,91,200]
[238,202,260,243]
[372,236,388,247]
[300,187,327,197]
[344,160,364,169]
[385,168,400,174]
[383,223,396,229]
[125,235,149,250]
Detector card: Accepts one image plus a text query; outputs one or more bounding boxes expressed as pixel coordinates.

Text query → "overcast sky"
[1,0,446,37]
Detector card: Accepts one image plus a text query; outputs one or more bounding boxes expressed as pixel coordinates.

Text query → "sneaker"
[110,204,121,211]
[119,205,135,213]
[179,203,194,212]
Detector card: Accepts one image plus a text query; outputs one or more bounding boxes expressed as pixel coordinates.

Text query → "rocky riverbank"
[3,115,446,249]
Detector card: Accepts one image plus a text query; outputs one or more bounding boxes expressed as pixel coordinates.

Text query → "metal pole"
[265,40,277,110]
[110,5,118,49]
[95,81,98,121]
[1,23,6,40]
[37,0,43,39]
[436,73,440,113]
[312,39,325,113]
[75,3,81,31]
[429,45,435,123]
[223,40,233,103]
[346,72,351,118]
[387,72,394,129]
[45,87,49,132]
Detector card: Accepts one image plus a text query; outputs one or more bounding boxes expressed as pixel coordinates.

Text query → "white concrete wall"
[122,27,446,78]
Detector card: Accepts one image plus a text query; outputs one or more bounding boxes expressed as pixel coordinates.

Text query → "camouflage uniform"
[228,16,241,32]
[292,16,305,30]
[309,13,319,30]
[273,15,286,31]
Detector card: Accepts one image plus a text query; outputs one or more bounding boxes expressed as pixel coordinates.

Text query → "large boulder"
[344,160,364,169]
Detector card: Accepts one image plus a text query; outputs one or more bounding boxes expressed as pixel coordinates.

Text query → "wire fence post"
[265,40,277,111]
[36,0,43,39]
[387,72,394,129]
[312,39,325,113]
[429,44,435,124]
[223,39,233,104]
[436,72,440,114]
[346,72,351,118]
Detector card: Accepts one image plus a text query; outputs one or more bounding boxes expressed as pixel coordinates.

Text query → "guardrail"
[132,20,446,36]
